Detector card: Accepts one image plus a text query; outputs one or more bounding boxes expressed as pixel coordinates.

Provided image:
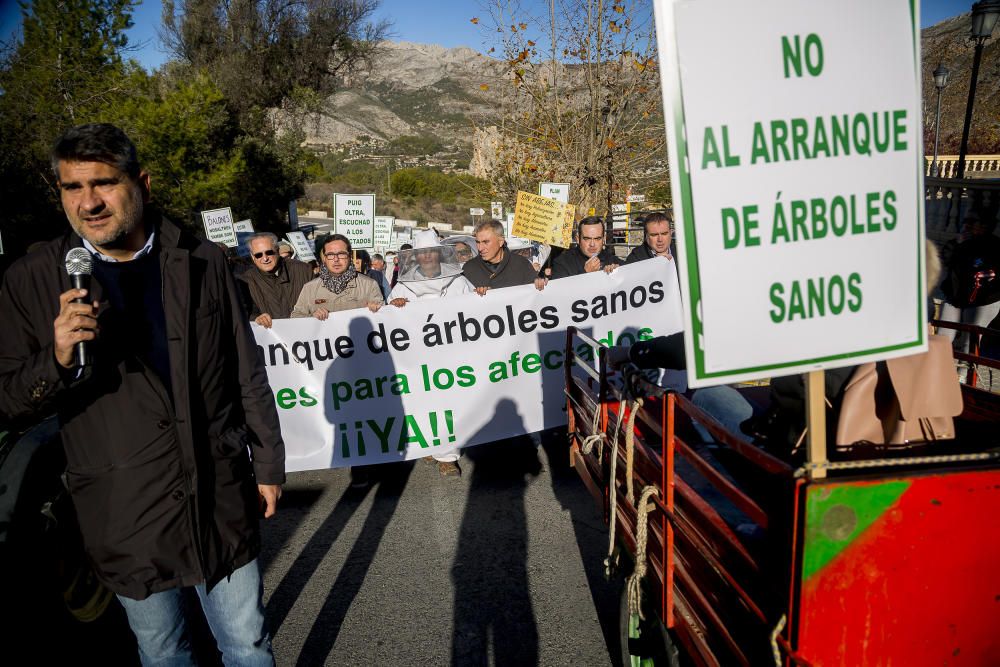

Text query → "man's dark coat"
[549,245,619,279]
[462,249,537,289]
[0,215,285,599]
[239,257,314,319]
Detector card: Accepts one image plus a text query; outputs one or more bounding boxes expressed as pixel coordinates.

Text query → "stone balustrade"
[924,155,1000,179]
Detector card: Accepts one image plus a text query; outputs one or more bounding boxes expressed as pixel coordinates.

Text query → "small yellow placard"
[512,191,576,248]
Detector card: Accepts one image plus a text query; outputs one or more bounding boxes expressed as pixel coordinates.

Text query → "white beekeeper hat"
[412,229,441,249]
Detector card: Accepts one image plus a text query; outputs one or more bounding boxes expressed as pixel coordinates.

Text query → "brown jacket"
[0,214,285,599]
[291,274,385,317]
[239,257,314,319]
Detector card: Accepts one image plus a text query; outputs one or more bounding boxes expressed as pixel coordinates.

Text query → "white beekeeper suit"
[388,229,475,465]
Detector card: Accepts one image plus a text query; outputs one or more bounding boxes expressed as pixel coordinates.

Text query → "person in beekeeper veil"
[388,229,476,303]
[387,229,475,477]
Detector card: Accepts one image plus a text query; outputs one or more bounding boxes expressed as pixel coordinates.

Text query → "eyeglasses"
[253,250,277,259]
[325,251,350,260]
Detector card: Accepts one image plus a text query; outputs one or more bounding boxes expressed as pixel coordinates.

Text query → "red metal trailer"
[564,324,1000,666]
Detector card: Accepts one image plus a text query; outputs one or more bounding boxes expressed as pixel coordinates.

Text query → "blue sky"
[0,0,971,72]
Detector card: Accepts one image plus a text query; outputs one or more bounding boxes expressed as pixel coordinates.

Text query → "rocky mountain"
[283,41,500,150]
[284,13,1000,164]
[921,12,1000,155]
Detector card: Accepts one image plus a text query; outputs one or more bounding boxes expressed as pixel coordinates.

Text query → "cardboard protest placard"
[653,0,925,387]
[201,207,237,247]
[333,193,375,249]
[285,231,316,262]
[512,191,575,248]
[539,182,570,205]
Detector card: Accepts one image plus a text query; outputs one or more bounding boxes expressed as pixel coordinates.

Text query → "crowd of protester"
[1,121,996,665]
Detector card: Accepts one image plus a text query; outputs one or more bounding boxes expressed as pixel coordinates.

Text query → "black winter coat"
[549,246,619,279]
[0,215,285,599]
[462,249,538,289]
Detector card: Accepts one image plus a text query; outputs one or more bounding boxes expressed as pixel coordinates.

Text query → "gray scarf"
[319,265,357,294]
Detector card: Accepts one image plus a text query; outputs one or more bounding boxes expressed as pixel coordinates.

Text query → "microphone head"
[65,247,93,276]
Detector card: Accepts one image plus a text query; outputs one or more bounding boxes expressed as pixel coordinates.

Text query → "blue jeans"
[117,559,273,667]
[690,386,755,443]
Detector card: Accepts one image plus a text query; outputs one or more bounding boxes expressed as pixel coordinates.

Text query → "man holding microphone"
[0,124,284,665]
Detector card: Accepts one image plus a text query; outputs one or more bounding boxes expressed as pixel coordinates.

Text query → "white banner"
[253,259,683,472]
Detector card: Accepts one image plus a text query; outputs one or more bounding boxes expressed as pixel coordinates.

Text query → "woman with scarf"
[291,234,384,319]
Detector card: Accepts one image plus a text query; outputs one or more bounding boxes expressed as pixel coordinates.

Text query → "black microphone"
[64,247,94,367]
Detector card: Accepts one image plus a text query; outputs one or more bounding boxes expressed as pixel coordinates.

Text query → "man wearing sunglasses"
[240,232,313,328]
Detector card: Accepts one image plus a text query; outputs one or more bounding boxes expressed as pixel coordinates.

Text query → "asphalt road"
[259,428,623,666]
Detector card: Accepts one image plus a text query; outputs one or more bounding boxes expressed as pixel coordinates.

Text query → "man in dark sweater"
[239,231,313,328]
[0,124,283,664]
[625,211,675,264]
[549,215,620,279]
[463,219,541,292]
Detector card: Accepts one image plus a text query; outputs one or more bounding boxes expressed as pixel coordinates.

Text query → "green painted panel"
[802,480,911,582]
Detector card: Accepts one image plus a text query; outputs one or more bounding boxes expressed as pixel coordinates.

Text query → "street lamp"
[602,104,615,213]
[956,0,1000,179]
[930,63,950,177]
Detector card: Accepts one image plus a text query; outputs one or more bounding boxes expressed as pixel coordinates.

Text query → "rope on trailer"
[624,398,644,504]
[604,398,628,577]
[793,450,1000,478]
[770,614,787,666]
[580,406,605,456]
[626,484,660,620]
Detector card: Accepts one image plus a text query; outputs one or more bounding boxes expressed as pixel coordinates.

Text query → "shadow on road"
[537,328,623,667]
[265,314,412,665]
[451,399,541,667]
[294,461,414,665]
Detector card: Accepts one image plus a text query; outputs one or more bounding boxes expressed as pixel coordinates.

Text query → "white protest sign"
[253,260,683,472]
[611,203,630,230]
[374,216,395,250]
[539,182,570,205]
[653,0,925,387]
[395,228,413,245]
[491,201,504,219]
[285,231,316,262]
[233,220,255,257]
[333,193,375,248]
[201,207,237,247]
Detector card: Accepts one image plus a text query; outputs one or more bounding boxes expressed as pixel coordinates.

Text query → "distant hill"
[921,13,1000,155]
[284,14,1000,170]
[277,41,499,151]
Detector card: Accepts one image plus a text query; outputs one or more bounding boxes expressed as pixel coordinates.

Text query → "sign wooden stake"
[805,370,828,480]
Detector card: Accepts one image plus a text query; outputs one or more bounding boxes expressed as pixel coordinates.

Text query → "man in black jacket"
[0,124,284,665]
[464,219,541,292]
[549,215,620,279]
[625,212,675,264]
[239,231,314,329]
